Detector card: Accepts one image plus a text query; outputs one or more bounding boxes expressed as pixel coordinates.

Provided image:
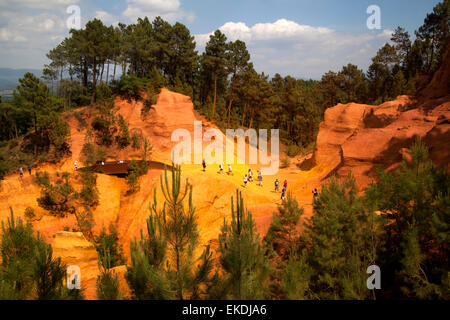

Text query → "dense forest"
[0,1,448,300]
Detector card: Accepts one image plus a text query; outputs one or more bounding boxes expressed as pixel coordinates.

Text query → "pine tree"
[126,164,214,300]
[264,192,311,299]
[303,175,380,299]
[0,207,69,300]
[225,40,250,127]
[150,164,212,299]
[96,250,122,300]
[94,223,126,269]
[32,241,67,300]
[202,30,228,117]
[218,190,270,299]
[365,138,450,299]
[264,192,303,260]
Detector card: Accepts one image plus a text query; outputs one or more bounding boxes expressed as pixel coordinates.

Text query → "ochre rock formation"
[312,65,449,188]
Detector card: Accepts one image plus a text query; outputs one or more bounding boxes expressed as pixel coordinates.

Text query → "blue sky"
[0,0,441,79]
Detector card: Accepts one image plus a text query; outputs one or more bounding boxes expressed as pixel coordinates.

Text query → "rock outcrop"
[312,48,450,188]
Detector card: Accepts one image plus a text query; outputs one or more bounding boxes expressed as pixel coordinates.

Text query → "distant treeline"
[0,0,448,178]
[40,1,448,147]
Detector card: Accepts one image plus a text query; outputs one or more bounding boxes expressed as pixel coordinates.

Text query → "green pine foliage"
[218,190,270,299]
[94,223,126,269]
[302,175,381,300]
[96,250,122,300]
[35,171,76,216]
[126,164,215,300]
[364,138,450,299]
[264,192,303,259]
[32,242,67,300]
[0,207,73,300]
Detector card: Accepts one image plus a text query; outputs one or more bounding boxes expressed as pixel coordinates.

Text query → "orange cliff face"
[310,47,450,189]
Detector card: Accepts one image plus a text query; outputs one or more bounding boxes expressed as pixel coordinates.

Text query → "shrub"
[94,223,126,269]
[116,114,131,149]
[95,83,113,103]
[286,144,301,157]
[131,132,141,150]
[280,157,290,169]
[24,207,35,220]
[126,170,140,193]
[111,74,145,102]
[96,268,121,300]
[75,207,95,240]
[78,170,99,207]
[35,171,76,216]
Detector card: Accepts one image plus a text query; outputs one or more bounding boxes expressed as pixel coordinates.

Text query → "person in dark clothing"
[27,164,31,175]
[281,188,286,201]
[202,159,206,172]
[312,188,319,200]
[275,179,279,192]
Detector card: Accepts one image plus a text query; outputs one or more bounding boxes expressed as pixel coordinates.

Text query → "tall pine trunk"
[83,59,88,88]
[106,62,110,85]
[227,98,233,128]
[100,63,105,84]
[241,103,247,127]
[91,58,97,105]
[213,74,217,116]
[249,108,255,129]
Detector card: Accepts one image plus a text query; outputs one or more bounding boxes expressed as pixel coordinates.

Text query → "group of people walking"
[201,159,319,203]
[204,160,235,176]
[243,169,263,188]
[18,164,32,178]
[275,179,288,200]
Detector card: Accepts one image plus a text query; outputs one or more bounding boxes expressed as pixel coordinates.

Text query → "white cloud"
[0,0,78,9]
[122,0,195,23]
[95,10,118,26]
[196,19,393,79]
[0,9,68,68]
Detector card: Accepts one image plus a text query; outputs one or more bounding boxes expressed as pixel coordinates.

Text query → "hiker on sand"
[202,159,206,172]
[248,169,253,182]
[283,180,288,192]
[258,171,263,186]
[228,164,233,175]
[312,188,319,200]
[281,188,286,201]
[27,164,31,175]
[219,163,223,174]
[19,167,23,178]
[243,174,248,188]
[275,179,279,192]
[74,161,78,171]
